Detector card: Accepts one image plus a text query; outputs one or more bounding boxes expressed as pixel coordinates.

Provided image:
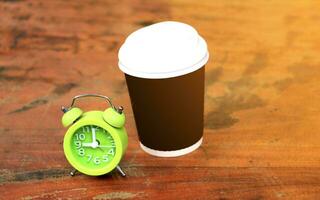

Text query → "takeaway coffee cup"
[118,21,209,157]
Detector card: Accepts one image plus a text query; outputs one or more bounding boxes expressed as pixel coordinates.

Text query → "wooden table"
[1,0,320,199]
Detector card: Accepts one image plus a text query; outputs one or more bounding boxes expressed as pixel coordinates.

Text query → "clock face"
[70,125,116,169]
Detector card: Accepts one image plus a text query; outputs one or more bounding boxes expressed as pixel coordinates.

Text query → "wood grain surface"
[1,0,320,199]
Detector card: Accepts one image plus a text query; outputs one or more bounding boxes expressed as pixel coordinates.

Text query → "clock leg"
[70,168,78,176]
[116,165,126,177]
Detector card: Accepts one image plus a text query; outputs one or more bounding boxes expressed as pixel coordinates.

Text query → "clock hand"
[98,145,116,148]
[91,127,96,143]
[82,142,99,148]
[81,127,98,148]
[82,143,94,147]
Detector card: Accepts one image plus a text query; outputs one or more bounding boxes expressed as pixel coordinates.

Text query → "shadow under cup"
[125,66,205,157]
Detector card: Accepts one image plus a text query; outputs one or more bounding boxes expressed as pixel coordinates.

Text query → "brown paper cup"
[118,21,209,157]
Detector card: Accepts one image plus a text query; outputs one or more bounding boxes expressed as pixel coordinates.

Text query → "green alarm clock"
[61,94,128,176]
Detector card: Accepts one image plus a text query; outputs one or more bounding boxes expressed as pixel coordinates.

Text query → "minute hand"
[91,127,96,143]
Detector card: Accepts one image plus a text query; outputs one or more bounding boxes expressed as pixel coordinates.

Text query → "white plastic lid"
[118,21,209,79]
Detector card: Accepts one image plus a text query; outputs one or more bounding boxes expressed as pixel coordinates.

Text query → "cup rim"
[119,52,209,79]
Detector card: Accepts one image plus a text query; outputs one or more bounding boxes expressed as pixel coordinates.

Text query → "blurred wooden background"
[1,0,320,199]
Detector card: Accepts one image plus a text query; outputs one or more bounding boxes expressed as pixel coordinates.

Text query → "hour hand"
[82,141,99,148]
[82,143,94,147]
